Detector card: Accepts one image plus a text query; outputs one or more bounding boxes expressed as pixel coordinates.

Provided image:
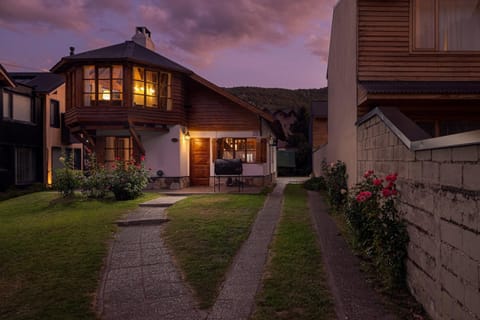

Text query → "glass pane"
[112,65,123,79]
[439,0,480,51]
[98,67,110,79]
[146,96,158,107]
[146,83,157,97]
[414,0,436,49]
[83,65,95,79]
[12,94,31,122]
[112,80,123,100]
[84,93,95,106]
[133,94,144,106]
[98,80,111,101]
[133,80,144,94]
[146,71,157,83]
[133,67,144,80]
[84,79,95,93]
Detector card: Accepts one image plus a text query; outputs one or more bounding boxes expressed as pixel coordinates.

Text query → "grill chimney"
[69,46,75,56]
[132,26,155,51]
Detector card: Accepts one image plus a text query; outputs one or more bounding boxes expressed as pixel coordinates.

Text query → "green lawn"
[163,194,266,309]
[0,191,157,320]
[252,184,335,320]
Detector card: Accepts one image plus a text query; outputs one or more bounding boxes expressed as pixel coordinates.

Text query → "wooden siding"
[312,118,328,148]
[187,81,260,131]
[358,0,480,81]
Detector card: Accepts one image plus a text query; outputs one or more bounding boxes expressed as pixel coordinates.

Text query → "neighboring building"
[327,2,480,320]
[10,73,84,185]
[51,27,278,188]
[311,100,328,176]
[328,0,480,185]
[0,65,44,191]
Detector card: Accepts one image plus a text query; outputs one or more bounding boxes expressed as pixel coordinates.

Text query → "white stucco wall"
[327,0,358,185]
[143,125,189,178]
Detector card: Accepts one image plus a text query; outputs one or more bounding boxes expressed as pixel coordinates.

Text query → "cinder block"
[439,288,457,319]
[441,266,465,304]
[452,145,478,162]
[440,163,463,188]
[416,150,432,161]
[463,165,480,191]
[457,193,479,232]
[453,249,479,286]
[398,161,408,179]
[423,162,440,185]
[440,220,463,249]
[433,148,452,162]
[463,230,480,262]
[408,162,423,180]
[435,191,462,224]
[465,283,480,318]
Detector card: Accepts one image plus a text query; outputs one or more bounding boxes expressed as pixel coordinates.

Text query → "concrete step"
[116,218,169,227]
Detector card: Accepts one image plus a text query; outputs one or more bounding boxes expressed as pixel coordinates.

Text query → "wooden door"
[190,138,210,186]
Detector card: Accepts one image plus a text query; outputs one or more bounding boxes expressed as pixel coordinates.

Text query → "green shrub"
[80,152,110,199]
[322,160,348,210]
[344,171,409,288]
[53,155,83,198]
[303,176,326,191]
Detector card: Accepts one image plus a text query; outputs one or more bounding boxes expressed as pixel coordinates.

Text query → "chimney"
[69,46,75,56]
[132,26,155,51]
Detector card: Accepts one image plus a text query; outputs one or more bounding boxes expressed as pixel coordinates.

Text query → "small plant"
[303,176,326,191]
[53,154,83,198]
[345,170,409,289]
[110,156,150,201]
[322,160,348,210]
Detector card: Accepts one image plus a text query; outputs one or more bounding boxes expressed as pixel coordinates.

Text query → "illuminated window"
[413,0,480,51]
[217,138,264,163]
[104,136,133,167]
[133,66,172,110]
[83,65,123,106]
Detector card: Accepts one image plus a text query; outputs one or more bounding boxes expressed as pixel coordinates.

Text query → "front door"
[190,138,210,186]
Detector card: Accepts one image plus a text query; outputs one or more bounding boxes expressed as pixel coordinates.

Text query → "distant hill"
[225,87,327,113]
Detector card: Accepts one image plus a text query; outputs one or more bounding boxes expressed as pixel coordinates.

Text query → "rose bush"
[110,157,150,201]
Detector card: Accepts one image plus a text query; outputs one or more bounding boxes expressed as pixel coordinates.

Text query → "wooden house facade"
[51,27,278,189]
[328,0,480,183]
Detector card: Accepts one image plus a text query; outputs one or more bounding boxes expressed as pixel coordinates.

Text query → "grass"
[252,184,335,320]
[163,194,266,309]
[0,191,157,320]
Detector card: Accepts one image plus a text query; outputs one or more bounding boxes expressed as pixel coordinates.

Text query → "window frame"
[82,65,124,107]
[132,66,172,110]
[50,99,60,128]
[411,0,480,53]
[215,137,266,164]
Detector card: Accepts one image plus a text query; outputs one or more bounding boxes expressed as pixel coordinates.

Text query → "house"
[50,27,278,189]
[327,1,480,319]
[311,100,328,176]
[10,73,84,185]
[0,65,43,191]
[328,0,480,184]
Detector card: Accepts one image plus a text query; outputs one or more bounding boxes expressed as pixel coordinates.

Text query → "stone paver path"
[308,191,397,320]
[207,180,286,320]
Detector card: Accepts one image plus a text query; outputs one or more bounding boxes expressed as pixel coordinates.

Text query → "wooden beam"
[128,122,146,155]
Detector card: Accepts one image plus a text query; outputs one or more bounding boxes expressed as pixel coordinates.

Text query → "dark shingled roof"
[311,100,328,118]
[359,81,480,95]
[51,41,192,74]
[10,72,64,93]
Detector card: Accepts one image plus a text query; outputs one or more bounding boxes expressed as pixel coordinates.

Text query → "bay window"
[413,0,480,51]
[83,65,123,106]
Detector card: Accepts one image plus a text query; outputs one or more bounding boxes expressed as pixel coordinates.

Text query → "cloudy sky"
[0,0,336,89]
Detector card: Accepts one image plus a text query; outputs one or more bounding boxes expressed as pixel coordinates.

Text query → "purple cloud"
[139,0,336,65]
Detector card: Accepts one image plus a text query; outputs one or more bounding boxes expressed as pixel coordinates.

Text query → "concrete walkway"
[307,191,397,320]
[97,181,397,320]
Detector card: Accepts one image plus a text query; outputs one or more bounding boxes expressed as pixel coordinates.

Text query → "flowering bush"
[110,157,150,201]
[80,152,110,199]
[322,160,348,210]
[345,170,408,288]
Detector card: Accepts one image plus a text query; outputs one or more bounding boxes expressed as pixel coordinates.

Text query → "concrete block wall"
[357,116,480,320]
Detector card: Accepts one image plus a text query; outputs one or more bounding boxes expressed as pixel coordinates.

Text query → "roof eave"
[0,64,16,87]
